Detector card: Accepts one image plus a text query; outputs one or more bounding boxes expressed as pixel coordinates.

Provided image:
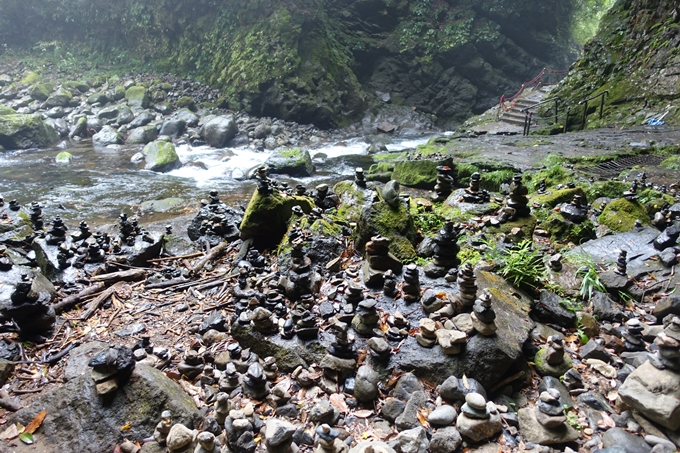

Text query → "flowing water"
[0,135,433,227]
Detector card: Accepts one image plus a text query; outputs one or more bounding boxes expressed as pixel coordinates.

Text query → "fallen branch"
[190,241,228,275]
[148,251,204,263]
[80,282,125,320]
[145,277,190,289]
[90,269,147,284]
[42,342,79,366]
[52,283,106,314]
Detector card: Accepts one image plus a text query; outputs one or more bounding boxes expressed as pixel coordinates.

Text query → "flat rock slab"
[518,407,579,445]
[576,227,664,278]
[8,364,200,452]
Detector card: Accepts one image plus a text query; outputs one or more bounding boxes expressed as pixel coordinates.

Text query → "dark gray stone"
[537,376,573,409]
[534,290,577,327]
[580,339,614,363]
[654,296,680,320]
[380,397,406,422]
[603,428,652,453]
[201,115,238,148]
[592,291,626,322]
[394,373,424,402]
[395,391,428,431]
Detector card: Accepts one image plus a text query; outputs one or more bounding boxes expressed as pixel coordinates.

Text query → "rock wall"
[1,0,584,128]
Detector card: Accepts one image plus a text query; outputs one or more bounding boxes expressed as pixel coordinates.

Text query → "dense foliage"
[0,0,615,127]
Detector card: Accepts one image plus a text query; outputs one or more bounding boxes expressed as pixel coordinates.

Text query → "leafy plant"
[569,252,606,300]
[495,239,546,290]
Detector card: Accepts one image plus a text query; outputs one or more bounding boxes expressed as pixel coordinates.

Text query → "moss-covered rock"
[598,198,651,232]
[541,212,596,243]
[55,151,72,164]
[0,114,59,150]
[356,199,419,262]
[392,157,453,189]
[240,190,315,249]
[488,215,538,237]
[63,80,90,93]
[333,180,367,223]
[265,148,313,177]
[176,96,196,111]
[45,87,72,108]
[534,347,573,377]
[126,125,159,145]
[587,181,629,200]
[125,86,150,108]
[142,140,182,172]
[0,105,16,116]
[87,92,108,105]
[28,83,53,101]
[532,187,587,208]
[21,71,40,85]
[366,162,393,183]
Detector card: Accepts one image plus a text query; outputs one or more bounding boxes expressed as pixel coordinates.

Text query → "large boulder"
[45,87,73,108]
[239,190,314,249]
[619,360,680,430]
[142,140,182,172]
[0,114,59,150]
[126,125,159,144]
[598,198,651,232]
[28,83,53,101]
[201,115,238,148]
[265,148,314,177]
[355,196,419,262]
[125,86,150,108]
[392,157,452,189]
[8,363,201,452]
[93,125,123,146]
[187,200,243,245]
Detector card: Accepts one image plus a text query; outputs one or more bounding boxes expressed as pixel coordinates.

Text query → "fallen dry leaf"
[329,393,349,414]
[0,424,19,440]
[23,410,47,434]
[462,374,470,390]
[354,409,373,418]
[416,408,431,429]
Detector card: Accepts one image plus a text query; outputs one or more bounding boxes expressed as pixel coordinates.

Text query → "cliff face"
[1,0,583,128]
[552,0,680,128]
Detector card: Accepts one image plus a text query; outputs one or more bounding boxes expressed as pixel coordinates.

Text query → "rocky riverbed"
[2,65,680,453]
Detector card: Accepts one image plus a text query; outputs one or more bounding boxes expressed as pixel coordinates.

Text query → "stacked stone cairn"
[462,172,490,203]
[224,409,257,453]
[499,174,530,221]
[424,221,461,278]
[653,222,680,250]
[242,362,269,400]
[416,318,437,348]
[622,318,646,352]
[535,335,573,377]
[314,184,339,210]
[362,235,402,286]
[178,350,204,380]
[435,327,467,355]
[315,424,348,453]
[649,315,680,370]
[250,307,278,335]
[559,194,588,223]
[471,289,497,336]
[355,167,367,188]
[29,201,43,230]
[456,392,503,442]
[46,216,68,245]
[153,410,173,445]
[615,249,628,275]
[320,321,357,391]
[219,362,240,393]
[351,298,380,336]
[432,165,455,202]
[518,388,579,445]
[88,346,135,398]
[256,166,272,195]
[264,418,298,453]
[4,273,56,339]
[401,264,421,302]
[457,263,477,309]
[382,269,397,298]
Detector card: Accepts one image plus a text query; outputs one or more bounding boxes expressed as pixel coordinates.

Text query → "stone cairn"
[456,392,503,443]
[320,321,357,390]
[242,362,269,400]
[537,179,547,194]
[382,269,397,298]
[178,350,204,380]
[8,199,20,211]
[29,201,43,230]
[46,216,68,245]
[623,180,638,200]
[256,166,272,195]
[615,249,628,275]
[622,318,646,352]
[471,290,497,336]
[88,346,135,398]
[368,336,391,361]
[457,263,477,309]
[432,165,455,202]
[499,174,530,222]
[250,307,278,335]
[535,335,573,377]
[118,213,139,246]
[536,389,566,427]
[264,418,297,453]
[225,409,257,453]
[195,432,221,453]
[362,235,402,286]
[650,316,680,371]
[435,328,467,355]
[416,318,437,348]
[519,387,578,445]
[314,184,339,210]
[153,410,173,445]
[315,424,347,453]
[219,363,240,393]
[462,172,490,203]
[5,273,56,339]
[355,167,367,188]
[214,393,230,425]
[351,298,380,336]
[424,221,460,277]
[402,264,421,302]
[560,194,588,224]
[386,312,409,342]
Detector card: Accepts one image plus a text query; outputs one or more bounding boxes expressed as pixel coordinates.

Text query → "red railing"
[497,68,569,119]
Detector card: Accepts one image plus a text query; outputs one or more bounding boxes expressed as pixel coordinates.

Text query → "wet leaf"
[462,374,470,389]
[354,410,373,418]
[19,432,34,444]
[0,424,19,440]
[416,408,430,429]
[24,410,46,434]
[120,422,132,432]
[329,394,348,414]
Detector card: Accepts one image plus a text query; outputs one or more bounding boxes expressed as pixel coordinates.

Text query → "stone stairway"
[498,86,555,127]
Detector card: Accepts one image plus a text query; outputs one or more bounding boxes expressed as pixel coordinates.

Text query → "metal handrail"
[578,91,609,130]
[521,97,560,136]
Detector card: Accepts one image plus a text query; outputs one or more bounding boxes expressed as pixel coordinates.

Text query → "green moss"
[587,181,629,200]
[541,212,596,243]
[0,105,16,116]
[55,151,73,163]
[63,80,90,93]
[488,215,538,237]
[125,86,150,108]
[333,180,365,222]
[176,96,196,111]
[356,200,418,262]
[523,164,575,192]
[0,114,59,150]
[532,187,587,208]
[29,83,53,101]
[142,140,180,171]
[279,148,303,159]
[660,155,680,170]
[458,247,482,266]
[392,159,444,188]
[389,235,417,263]
[21,71,40,84]
[366,162,394,182]
[598,198,651,232]
[480,170,515,192]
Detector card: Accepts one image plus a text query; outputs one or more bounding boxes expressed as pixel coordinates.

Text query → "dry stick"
[52,282,106,314]
[190,241,228,275]
[90,268,147,283]
[146,277,190,290]
[489,370,526,393]
[148,251,204,263]
[80,282,126,320]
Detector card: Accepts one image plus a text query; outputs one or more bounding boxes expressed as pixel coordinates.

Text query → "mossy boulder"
[142,140,182,172]
[125,86,150,108]
[87,92,108,105]
[21,71,40,85]
[126,125,159,145]
[356,199,419,262]
[265,148,314,177]
[55,151,73,164]
[366,162,394,183]
[488,215,538,237]
[587,181,629,200]
[240,190,315,249]
[534,347,573,377]
[532,187,587,208]
[0,210,34,244]
[392,158,452,189]
[176,96,196,111]
[541,212,596,243]
[0,114,59,150]
[0,105,17,116]
[63,80,90,93]
[29,83,54,101]
[45,87,73,108]
[334,180,368,223]
[598,198,651,233]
